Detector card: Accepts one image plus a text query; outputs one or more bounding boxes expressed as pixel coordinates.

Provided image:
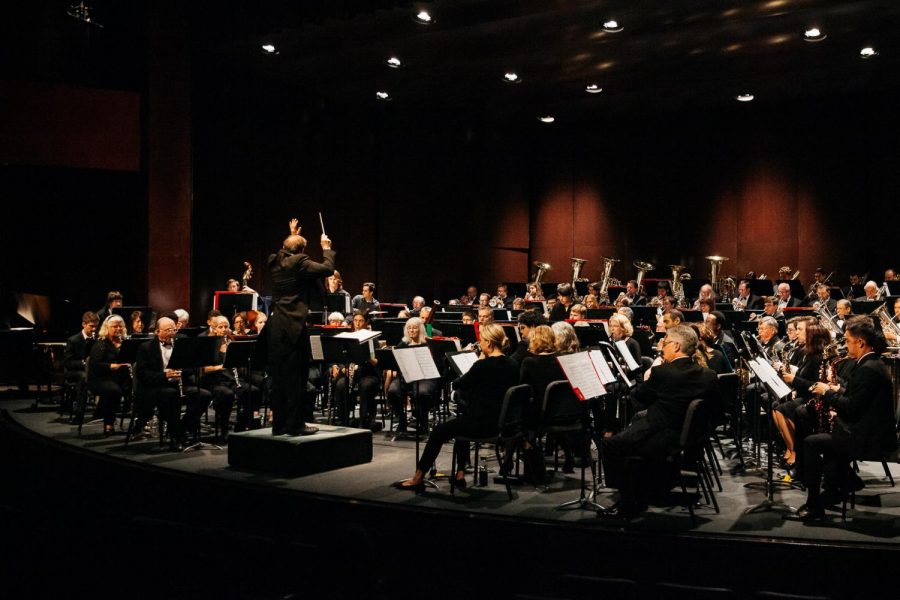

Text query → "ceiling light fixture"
[859,46,878,59]
[386,56,402,68]
[735,93,755,102]
[376,91,391,101]
[503,72,521,84]
[539,116,555,124]
[803,27,826,42]
[261,44,278,55]
[602,20,623,33]
[415,10,433,25]
[585,84,603,94]
[67,2,103,28]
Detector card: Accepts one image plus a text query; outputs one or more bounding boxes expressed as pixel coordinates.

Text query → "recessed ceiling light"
[386,56,402,68]
[860,46,878,59]
[503,72,521,84]
[585,84,603,94]
[803,27,826,42]
[415,10,433,25]
[539,116,555,123]
[375,91,391,101]
[735,93,755,102]
[261,44,278,55]
[602,20,623,33]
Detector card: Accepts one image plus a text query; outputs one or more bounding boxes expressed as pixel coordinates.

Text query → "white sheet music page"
[393,346,440,382]
[615,340,640,371]
[588,350,617,385]
[749,357,793,399]
[309,335,324,361]
[449,351,478,376]
[334,330,381,343]
[557,351,605,400]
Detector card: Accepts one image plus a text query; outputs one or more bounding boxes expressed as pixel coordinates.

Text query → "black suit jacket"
[825,353,898,459]
[780,297,803,308]
[64,332,91,374]
[135,337,171,390]
[740,294,764,310]
[633,357,720,431]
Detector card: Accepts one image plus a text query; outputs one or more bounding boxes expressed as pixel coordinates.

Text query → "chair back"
[679,398,709,451]
[498,383,531,437]
[541,380,585,429]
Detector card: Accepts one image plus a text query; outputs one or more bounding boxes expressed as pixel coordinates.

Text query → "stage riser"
[227,426,372,476]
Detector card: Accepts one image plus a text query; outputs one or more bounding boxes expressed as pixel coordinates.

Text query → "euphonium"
[705,255,729,296]
[570,257,588,297]
[633,260,655,297]
[597,256,620,304]
[532,261,552,286]
[670,264,688,308]
[872,304,900,342]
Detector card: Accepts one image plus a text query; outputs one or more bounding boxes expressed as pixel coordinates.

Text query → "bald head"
[156,317,177,343]
[284,234,307,253]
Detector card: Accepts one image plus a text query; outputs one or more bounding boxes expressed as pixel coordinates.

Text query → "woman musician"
[201,315,258,437]
[87,315,132,435]
[333,312,383,432]
[386,317,440,433]
[524,283,545,302]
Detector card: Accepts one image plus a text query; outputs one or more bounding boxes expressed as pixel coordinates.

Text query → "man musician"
[63,311,99,419]
[776,282,803,310]
[800,317,897,521]
[809,282,837,313]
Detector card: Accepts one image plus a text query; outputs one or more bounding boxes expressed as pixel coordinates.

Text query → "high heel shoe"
[391,480,425,492]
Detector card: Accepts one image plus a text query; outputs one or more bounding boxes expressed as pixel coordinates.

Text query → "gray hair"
[402,317,427,344]
[666,325,698,356]
[327,311,345,323]
[174,308,189,322]
[551,321,580,354]
[616,306,634,322]
[758,316,778,331]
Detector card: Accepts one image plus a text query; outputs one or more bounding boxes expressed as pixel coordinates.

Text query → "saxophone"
[809,343,847,433]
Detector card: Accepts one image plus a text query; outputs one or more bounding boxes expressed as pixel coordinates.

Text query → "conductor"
[266,218,335,436]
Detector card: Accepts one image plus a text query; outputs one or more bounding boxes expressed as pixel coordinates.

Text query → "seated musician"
[697,298,715,321]
[735,280,763,311]
[460,310,475,325]
[327,270,351,299]
[129,310,145,335]
[885,268,897,282]
[232,312,250,336]
[393,324,518,490]
[609,313,642,360]
[387,317,439,433]
[883,297,900,344]
[64,311,99,419]
[459,286,479,305]
[134,317,212,451]
[549,283,574,321]
[750,295,782,322]
[810,283,837,313]
[756,316,785,358]
[227,277,257,295]
[861,280,879,301]
[250,311,267,333]
[477,293,491,309]
[410,296,426,317]
[772,319,826,473]
[584,294,600,310]
[648,282,670,308]
[776,282,803,310]
[617,305,635,323]
[327,311,346,326]
[87,315,131,436]
[691,284,715,310]
[334,312,382,432]
[623,280,646,306]
[524,283,545,302]
[601,325,720,518]
[834,299,853,331]
[173,309,190,329]
[800,317,898,521]
[705,311,737,368]
[568,303,589,325]
[661,309,684,330]
[494,284,513,310]
[351,282,380,315]
[512,297,525,310]
[519,325,563,444]
[96,290,123,323]
[477,306,494,325]
[200,315,257,438]
[511,309,548,364]
[690,323,731,375]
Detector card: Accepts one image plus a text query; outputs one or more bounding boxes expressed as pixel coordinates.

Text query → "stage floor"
[5,397,900,547]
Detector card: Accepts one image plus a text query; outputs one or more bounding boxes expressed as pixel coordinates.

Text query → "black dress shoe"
[795,504,826,522]
[598,502,643,520]
[452,476,468,489]
[391,480,425,492]
[285,424,319,436]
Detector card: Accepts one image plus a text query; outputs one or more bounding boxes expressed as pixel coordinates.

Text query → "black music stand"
[574,326,608,349]
[216,293,254,319]
[392,346,441,490]
[629,306,660,328]
[223,339,258,431]
[436,322,477,346]
[321,332,381,425]
[371,320,406,346]
[326,293,352,315]
[851,299,883,314]
[168,336,222,452]
[748,280,775,298]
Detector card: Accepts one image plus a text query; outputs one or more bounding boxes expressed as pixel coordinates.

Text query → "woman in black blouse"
[87,315,131,435]
[393,324,519,490]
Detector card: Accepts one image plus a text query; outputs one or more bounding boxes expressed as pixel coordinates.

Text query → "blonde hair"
[528,325,556,354]
[478,323,509,352]
[98,315,126,340]
[608,313,633,337]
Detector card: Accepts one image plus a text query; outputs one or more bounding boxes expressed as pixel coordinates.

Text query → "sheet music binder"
[168,336,222,371]
[556,351,607,401]
[392,346,440,382]
[446,350,478,377]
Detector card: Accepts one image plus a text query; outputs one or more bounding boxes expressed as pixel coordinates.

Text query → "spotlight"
[503,72,521,84]
[735,93,755,102]
[803,27,826,42]
[376,91,392,101]
[585,84,603,94]
[415,10,434,25]
[602,20,623,33]
[385,56,402,68]
[859,46,878,59]
[261,44,279,55]
[538,116,555,123]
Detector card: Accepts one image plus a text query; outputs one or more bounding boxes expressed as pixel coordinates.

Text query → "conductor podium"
[227,425,373,476]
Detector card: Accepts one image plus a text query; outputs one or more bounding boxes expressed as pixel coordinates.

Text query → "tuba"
[570,258,588,300]
[872,304,900,343]
[705,255,729,297]
[633,260,655,297]
[670,264,689,308]
[597,257,620,304]
[532,261,552,287]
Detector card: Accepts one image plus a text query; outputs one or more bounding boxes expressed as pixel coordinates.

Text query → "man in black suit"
[776,283,803,310]
[624,280,646,306]
[800,317,898,521]
[63,311,99,418]
[134,317,211,450]
[601,325,720,517]
[266,218,336,436]
[809,283,837,313]
[735,280,763,311]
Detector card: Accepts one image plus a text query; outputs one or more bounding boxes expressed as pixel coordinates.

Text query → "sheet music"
[749,357,793,399]
[588,350,617,385]
[557,351,606,400]
[334,330,381,343]
[615,340,640,371]
[448,351,478,376]
[309,335,324,361]
[344,295,351,314]
[368,339,375,359]
[393,346,441,382]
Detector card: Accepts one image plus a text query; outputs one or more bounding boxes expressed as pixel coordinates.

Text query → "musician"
[327,312,346,326]
[227,277,257,295]
[351,282,379,315]
[393,323,518,490]
[512,297,525,310]
[549,283,574,321]
[477,307,494,325]
[387,317,439,433]
[601,325,720,518]
[174,309,190,329]
[810,283,837,313]
[332,312,382,432]
[248,310,267,333]
[834,299,852,331]
[661,309,684,330]
[801,317,898,520]
[757,316,785,358]
[545,297,558,317]
[862,281,879,301]
[735,280,763,310]
[884,268,896,282]
[584,294,600,310]
[96,290,123,323]
[624,280,646,306]
[461,310,475,325]
[691,284,715,310]
[266,218,335,436]
[804,268,828,303]
[133,317,211,450]
[408,296,426,317]
[87,315,131,436]
[494,284,513,310]
[773,320,829,472]
[609,313,642,361]
[511,309,548,364]
[697,298,715,320]
[568,303,589,324]
[776,282,802,310]
[705,311,737,368]
[326,270,351,297]
[232,311,249,336]
[525,283,545,302]
[200,316,256,437]
[64,311,99,418]
[691,323,731,375]
[617,306,635,323]
[648,282,670,308]
[519,325,563,440]
[459,286,479,305]
[478,293,491,309]
[883,297,900,344]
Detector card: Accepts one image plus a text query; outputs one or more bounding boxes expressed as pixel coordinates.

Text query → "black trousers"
[64,370,87,415]
[88,379,126,426]
[802,432,850,510]
[415,417,495,474]
[269,332,312,431]
[601,417,678,502]
[136,384,211,442]
[335,374,379,424]
[388,379,438,428]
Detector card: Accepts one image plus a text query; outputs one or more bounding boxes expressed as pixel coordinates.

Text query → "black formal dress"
[87,338,131,428]
[415,355,519,473]
[265,246,335,434]
[802,353,898,511]
[519,353,564,433]
[134,337,212,449]
[602,356,719,502]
